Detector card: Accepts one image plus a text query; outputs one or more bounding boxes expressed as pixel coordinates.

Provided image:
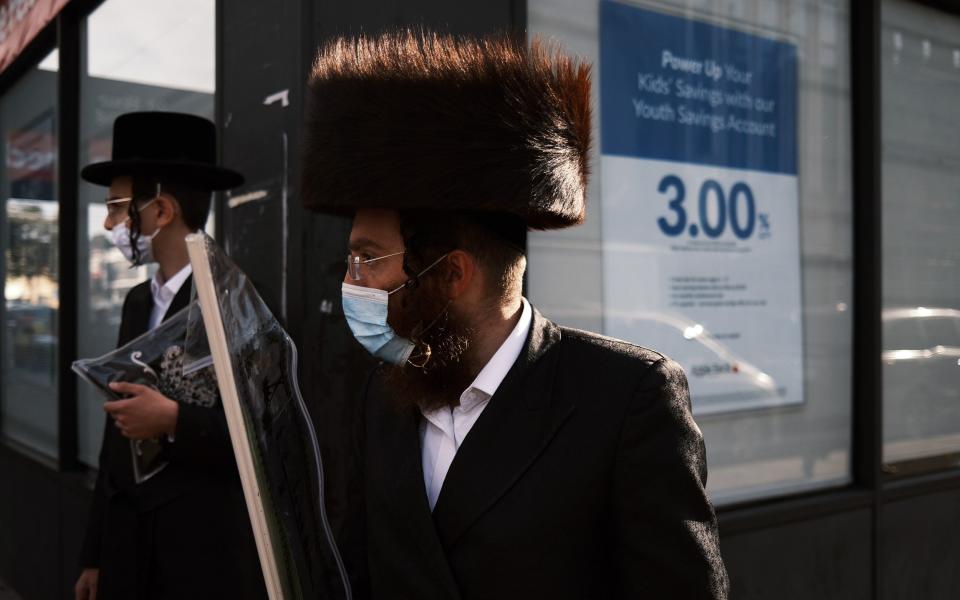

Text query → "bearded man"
[302,32,728,600]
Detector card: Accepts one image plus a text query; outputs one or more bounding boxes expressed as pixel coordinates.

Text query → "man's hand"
[75,568,99,600]
[104,382,179,440]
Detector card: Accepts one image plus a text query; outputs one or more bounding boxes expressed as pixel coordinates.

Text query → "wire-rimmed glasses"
[104,183,162,220]
[345,250,405,281]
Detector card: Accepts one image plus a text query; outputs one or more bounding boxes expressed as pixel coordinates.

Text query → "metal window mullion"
[850,1,883,599]
[56,9,82,472]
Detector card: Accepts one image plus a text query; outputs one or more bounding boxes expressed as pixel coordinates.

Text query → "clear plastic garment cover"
[73,232,351,600]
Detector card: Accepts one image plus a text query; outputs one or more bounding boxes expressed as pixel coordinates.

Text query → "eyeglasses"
[104,196,134,219]
[104,184,162,219]
[345,250,405,281]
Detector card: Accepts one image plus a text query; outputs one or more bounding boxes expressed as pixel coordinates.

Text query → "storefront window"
[1,50,59,459]
[76,0,215,467]
[881,0,960,469]
[529,0,853,504]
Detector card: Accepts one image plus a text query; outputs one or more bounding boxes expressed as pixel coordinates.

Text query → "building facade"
[0,0,958,598]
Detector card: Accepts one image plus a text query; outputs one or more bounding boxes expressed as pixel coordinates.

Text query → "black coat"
[332,307,729,600]
[80,276,267,600]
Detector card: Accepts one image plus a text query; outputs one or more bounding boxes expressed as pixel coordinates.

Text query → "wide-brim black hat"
[301,32,592,230]
[81,111,244,191]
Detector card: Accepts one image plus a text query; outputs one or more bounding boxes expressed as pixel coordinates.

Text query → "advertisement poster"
[600,0,803,415]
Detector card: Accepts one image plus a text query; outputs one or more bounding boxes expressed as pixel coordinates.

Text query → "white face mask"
[110,199,162,265]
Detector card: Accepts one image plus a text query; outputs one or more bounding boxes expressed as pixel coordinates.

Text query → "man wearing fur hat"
[303,33,728,599]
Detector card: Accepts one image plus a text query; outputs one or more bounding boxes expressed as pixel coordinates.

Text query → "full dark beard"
[383,285,477,413]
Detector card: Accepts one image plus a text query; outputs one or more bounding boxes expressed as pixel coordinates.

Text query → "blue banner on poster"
[600,0,797,175]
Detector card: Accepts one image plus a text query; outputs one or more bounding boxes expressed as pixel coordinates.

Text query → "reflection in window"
[1,52,59,459]
[76,0,215,467]
[882,2,960,469]
[529,0,853,504]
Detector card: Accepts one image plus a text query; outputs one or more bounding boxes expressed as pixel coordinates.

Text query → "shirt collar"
[460,297,532,409]
[150,263,193,304]
[419,297,532,422]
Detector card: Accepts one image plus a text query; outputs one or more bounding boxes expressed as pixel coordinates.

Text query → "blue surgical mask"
[341,282,415,364]
[340,252,449,364]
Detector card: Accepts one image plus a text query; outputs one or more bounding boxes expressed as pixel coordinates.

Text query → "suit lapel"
[163,274,193,322]
[368,376,462,599]
[431,308,573,551]
[119,282,153,346]
[118,272,193,346]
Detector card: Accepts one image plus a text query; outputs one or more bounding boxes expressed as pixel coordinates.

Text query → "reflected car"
[4,302,57,378]
[882,307,960,454]
[544,307,784,416]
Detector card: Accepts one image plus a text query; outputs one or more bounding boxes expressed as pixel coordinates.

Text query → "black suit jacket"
[334,306,729,600]
[80,276,266,599]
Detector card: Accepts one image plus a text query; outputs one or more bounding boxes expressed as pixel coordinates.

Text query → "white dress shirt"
[148,264,193,331]
[419,297,532,511]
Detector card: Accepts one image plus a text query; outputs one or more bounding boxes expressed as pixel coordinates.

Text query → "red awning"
[0,0,71,74]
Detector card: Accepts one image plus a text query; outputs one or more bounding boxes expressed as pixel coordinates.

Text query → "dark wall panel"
[881,489,960,599]
[59,479,93,600]
[722,509,872,600]
[0,449,98,600]
[313,0,521,39]
[0,448,59,600]
[219,0,309,326]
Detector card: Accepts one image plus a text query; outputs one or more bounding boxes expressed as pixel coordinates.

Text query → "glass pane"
[529,0,852,504]
[1,50,59,459]
[881,0,960,467]
[76,0,215,467]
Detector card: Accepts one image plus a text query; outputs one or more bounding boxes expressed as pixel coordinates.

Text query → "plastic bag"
[72,301,214,484]
[73,233,351,600]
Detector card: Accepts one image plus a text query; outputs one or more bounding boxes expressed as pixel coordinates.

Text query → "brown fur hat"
[301,31,592,230]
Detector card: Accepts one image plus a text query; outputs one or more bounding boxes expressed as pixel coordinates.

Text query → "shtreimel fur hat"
[301,31,592,230]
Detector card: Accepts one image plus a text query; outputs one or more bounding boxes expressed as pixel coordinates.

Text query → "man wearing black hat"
[303,33,728,600]
[75,112,266,600]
